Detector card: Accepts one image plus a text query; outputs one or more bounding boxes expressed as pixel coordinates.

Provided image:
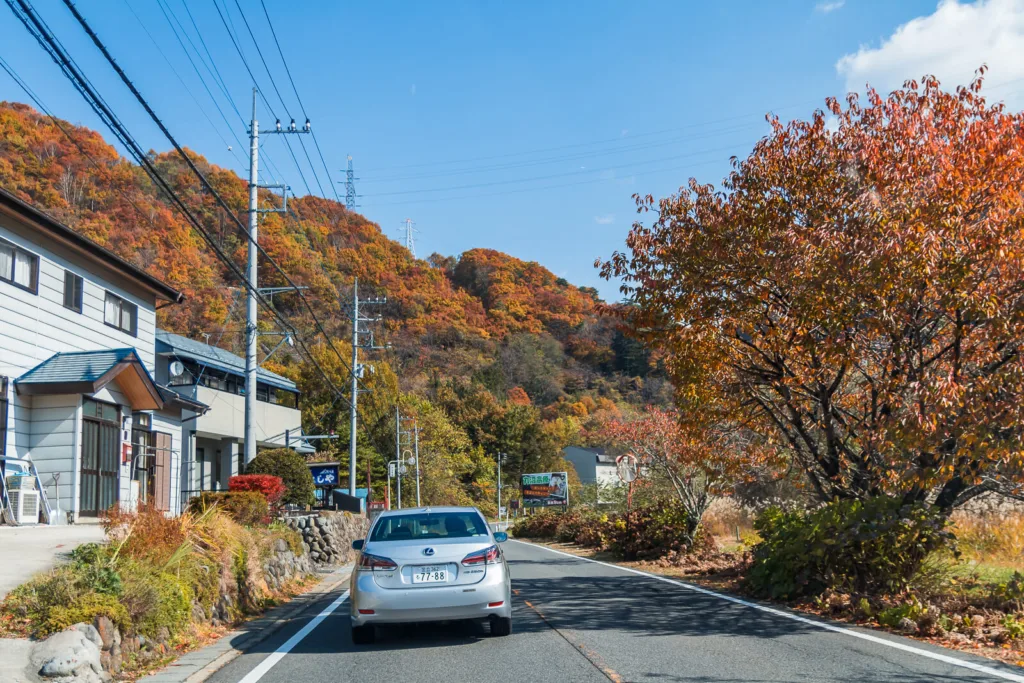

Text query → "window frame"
[0,377,8,459]
[63,270,84,313]
[103,291,138,337]
[0,238,39,294]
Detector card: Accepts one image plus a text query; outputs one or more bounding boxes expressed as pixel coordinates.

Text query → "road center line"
[236,590,350,683]
[511,540,1024,683]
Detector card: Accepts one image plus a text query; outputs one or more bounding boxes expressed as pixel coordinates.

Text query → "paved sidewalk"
[140,565,353,683]
[0,525,106,599]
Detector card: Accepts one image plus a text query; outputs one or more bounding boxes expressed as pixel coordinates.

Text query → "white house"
[155,330,305,507]
[0,187,201,523]
[563,446,620,488]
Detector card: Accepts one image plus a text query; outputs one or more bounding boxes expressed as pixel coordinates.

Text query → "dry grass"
[703,498,758,551]
[952,510,1024,570]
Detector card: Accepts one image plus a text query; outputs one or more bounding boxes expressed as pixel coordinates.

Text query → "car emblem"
[423,547,435,556]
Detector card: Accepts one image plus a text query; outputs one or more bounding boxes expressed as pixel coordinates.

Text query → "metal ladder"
[0,457,53,525]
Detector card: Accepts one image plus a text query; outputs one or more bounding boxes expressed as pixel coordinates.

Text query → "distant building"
[562,446,620,487]
[155,330,306,508]
[0,188,196,523]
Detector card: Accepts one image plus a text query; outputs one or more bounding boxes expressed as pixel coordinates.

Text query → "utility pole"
[244,89,259,466]
[497,452,503,520]
[414,425,421,507]
[395,406,402,509]
[348,278,386,497]
[244,89,308,465]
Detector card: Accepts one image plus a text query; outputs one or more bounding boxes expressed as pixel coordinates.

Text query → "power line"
[57,0,355,387]
[120,0,246,171]
[360,120,765,184]
[258,0,341,204]
[363,156,725,208]
[224,0,319,199]
[358,101,818,174]
[150,0,283,185]
[7,0,352,414]
[361,143,743,197]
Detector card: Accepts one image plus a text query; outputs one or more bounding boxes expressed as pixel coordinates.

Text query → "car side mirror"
[493,531,508,543]
[351,539,364,551]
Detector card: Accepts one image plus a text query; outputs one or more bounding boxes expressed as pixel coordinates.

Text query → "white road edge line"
[236,590,350,683]
[511,540,1024,683]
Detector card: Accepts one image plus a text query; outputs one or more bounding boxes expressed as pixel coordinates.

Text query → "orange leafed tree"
[597,408,752,541]
[600,69,1024,513]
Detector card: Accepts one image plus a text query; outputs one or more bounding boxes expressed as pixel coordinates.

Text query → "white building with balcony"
[155,330,306,506]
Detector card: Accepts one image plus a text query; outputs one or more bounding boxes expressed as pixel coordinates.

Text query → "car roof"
[376,506,482,517]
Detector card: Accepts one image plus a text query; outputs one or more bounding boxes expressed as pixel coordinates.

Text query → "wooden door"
[152,432,172,512]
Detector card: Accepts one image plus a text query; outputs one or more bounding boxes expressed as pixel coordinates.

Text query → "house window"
[104,292,137,336]
[0,238,38,292]
[63,270,83,313]
[0,377,8,458]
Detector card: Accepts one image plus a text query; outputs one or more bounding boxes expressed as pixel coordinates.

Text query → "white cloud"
[816,1,845,13]
[594,214,615,225]
[836,0,1024,109]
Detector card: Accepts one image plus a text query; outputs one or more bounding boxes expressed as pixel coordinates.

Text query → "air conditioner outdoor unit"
[9,490,40,525]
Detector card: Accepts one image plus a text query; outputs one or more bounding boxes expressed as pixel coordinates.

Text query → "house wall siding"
[28,394,80,520]
[0,220,157,382]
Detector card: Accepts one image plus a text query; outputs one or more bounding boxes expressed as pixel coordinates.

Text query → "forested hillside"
[0,101,667,510]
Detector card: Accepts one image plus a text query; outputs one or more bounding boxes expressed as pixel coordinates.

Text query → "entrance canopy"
[15,348,163,410]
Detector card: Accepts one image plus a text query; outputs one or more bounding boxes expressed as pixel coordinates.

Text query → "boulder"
[32,625,109,682]
[92,617,116,651]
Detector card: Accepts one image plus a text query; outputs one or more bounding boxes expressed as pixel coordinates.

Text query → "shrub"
[102,502,188,567]
[230,474,286,507]
[511,511,561,538]
[746,497,953,600]
[611,499,703,561]
[877,598,926,628]
[188,491,269,527]
[68,543,122,596]
[245,449,315,507]
[119,561,191,639]
[41,593,129,638]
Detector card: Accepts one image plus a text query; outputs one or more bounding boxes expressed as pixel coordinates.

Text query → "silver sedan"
[348,506,512,644]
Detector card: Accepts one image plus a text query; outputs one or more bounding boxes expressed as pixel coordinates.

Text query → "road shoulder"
[511,538,1024,682]
[139,565,352,683]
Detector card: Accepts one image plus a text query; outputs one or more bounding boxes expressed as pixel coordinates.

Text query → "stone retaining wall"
[282,511,369,568]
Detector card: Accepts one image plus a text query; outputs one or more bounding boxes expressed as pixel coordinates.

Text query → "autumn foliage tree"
[598,408,744,542]
[600,70,1024,514]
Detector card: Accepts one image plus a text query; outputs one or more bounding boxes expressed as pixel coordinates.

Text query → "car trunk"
[366,538,494,589]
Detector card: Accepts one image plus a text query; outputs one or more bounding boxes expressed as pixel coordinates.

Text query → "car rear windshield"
[370,511,490,542]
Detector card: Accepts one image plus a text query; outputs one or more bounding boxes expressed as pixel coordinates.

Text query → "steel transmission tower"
[345,155,359,209]
[399,218,417,258]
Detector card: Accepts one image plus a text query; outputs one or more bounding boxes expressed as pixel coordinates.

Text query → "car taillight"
[461,545,500,566]
[358,553,397,570]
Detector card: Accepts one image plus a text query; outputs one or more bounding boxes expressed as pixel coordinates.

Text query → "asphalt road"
[208,540,1024,683]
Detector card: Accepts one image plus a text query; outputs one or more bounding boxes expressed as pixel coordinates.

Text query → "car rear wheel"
[351,624,375,645]
[490,615,512,637]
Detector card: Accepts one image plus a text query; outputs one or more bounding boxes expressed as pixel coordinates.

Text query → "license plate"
[412,565,448,584]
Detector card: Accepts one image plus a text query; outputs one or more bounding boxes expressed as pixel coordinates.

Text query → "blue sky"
[1,0,1019,302]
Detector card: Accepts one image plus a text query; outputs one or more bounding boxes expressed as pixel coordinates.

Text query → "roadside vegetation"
[0,470,311,677]
[509,69,1024,667]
